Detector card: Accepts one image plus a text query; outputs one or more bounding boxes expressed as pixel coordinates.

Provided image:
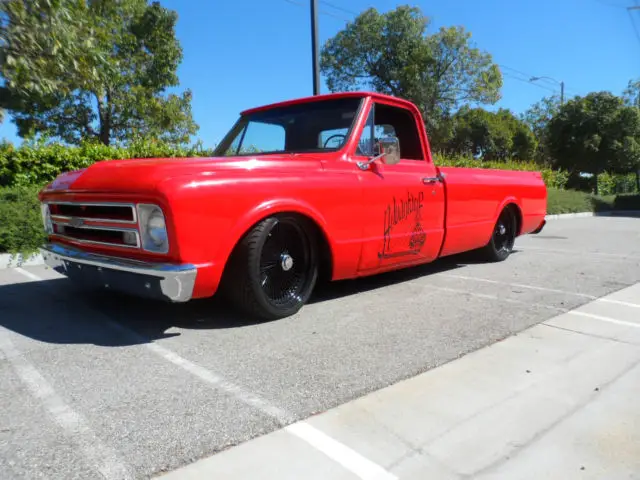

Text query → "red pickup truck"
[38,92,547,319]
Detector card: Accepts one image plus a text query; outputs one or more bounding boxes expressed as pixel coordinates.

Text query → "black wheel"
[224,214,319,320]
[481,207,517,262]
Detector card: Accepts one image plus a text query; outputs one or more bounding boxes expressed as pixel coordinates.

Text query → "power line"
[319,0,357,16]
[502,72,557,93]
[281,1,573,98]
[283,0,350,22]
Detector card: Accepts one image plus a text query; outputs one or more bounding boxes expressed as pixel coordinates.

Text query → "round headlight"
[148,211,167,246]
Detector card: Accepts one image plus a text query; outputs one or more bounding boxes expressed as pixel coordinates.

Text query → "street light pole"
[310,0,320,95]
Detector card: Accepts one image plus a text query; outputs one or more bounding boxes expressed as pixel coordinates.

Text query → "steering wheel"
[323,134,346,148]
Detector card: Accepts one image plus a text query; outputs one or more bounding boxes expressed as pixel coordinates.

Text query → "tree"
[319,6,502,143]
[445,107,537,161]
[623,79,640,108]
[546,91,640,193]
[521,94,562,165]
[0,0,197,146]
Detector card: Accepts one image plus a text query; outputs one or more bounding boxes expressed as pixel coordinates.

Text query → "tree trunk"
[99,120,110,146]
[95,90,111,146]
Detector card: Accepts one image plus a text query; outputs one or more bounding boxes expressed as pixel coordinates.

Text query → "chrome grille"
[47,201,140,249]
[48,202,136,223]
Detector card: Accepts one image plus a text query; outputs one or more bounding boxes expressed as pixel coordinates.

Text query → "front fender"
[218,197,336,267]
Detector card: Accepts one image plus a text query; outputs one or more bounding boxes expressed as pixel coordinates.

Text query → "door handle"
[422,176,439,184]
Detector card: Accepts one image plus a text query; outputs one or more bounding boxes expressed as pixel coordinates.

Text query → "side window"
[360,103,424,161]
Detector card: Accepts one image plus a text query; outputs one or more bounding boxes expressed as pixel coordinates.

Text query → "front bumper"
[40,242,197,302]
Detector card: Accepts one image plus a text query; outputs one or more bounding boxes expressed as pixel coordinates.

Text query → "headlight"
[136,204,169,253]
[41,203,53,234]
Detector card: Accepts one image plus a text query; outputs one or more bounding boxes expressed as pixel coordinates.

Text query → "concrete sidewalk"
[159,283,640,480]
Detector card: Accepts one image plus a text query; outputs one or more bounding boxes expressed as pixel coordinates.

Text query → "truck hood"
[44,155,314,193]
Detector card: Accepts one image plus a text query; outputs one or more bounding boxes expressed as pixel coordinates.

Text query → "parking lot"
[1,215,639,480]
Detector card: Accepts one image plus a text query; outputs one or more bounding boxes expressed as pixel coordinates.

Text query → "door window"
[356,102,424,161]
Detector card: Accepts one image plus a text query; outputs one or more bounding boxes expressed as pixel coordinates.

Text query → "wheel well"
[222,211,334,283]
[504,203,523,236]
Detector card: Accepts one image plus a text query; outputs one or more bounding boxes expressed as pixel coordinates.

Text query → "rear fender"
[494,196,523,236]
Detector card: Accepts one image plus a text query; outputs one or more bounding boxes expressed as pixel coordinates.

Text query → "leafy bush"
[434,153,569,190]
[0,184,47,254]
[0,138,215,187]
[597,172,638,196]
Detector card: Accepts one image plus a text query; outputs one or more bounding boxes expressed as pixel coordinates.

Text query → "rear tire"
[223,214,319,320]
[481,207,517,262]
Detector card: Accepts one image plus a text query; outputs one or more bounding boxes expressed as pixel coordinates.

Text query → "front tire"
[481,207,517,262]
[224,214,319,320]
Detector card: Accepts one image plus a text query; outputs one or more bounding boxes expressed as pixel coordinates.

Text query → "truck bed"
[438,166,547,258]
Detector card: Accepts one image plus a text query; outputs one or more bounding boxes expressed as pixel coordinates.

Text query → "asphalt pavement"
[0,215,639,479]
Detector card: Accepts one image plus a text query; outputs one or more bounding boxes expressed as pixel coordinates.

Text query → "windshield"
[213,97,363,156]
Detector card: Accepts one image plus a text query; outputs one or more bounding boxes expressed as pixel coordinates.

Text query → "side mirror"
[379,137,400,165]
[356,136,401,171]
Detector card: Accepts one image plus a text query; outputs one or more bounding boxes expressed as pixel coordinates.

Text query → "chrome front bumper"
[40,243,197,302]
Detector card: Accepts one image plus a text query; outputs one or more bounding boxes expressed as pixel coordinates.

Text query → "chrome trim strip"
[40,242,197,302]
[50,236,141,250]
[46,201,137,224]
[51,214,136,225]
[52,221,141,249]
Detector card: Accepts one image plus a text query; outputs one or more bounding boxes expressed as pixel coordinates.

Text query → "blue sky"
[1,0,638,147]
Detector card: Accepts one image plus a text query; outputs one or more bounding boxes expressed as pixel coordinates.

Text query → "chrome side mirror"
[356,136,401,170]
[379,137,400,165]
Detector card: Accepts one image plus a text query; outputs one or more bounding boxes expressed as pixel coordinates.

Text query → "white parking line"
[14,267,42,282]
[410,282,567,312]
[567,311,640,329]
[14,267,397,480]
[439,274,597,299]
[0,328,132,480]
[599,298,640,309]
[517,246,640,260]
[285,422,397,480]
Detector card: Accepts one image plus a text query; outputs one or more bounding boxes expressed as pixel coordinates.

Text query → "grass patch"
[547,188,640,214]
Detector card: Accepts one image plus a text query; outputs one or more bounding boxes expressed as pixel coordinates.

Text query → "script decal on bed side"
[378,191,427,259]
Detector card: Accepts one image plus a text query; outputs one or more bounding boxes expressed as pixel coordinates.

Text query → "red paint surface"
[39,92,547,299]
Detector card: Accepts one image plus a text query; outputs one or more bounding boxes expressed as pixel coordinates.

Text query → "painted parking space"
[0,216,639,479]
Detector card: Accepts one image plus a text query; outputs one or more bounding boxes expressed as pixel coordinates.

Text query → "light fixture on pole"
[530,76,565,104]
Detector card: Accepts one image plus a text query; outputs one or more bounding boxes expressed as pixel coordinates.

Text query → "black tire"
[224,214,319,320]
[481,207,517,262]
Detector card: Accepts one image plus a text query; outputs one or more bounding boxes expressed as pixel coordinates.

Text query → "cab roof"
[240,91,416,116]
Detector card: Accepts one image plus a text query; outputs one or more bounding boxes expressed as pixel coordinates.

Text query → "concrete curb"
[0,252,44,269]
[545,210,640,220]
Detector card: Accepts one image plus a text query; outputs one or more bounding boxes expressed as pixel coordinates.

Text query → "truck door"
[354,99,446,274]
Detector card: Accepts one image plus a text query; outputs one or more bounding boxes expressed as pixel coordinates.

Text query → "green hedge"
[433,154,570,190]
[597,172,639,196]
[1,141,639,254]
[0,184,47,254]
[0,139,215,188]
[3,185,639,255]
